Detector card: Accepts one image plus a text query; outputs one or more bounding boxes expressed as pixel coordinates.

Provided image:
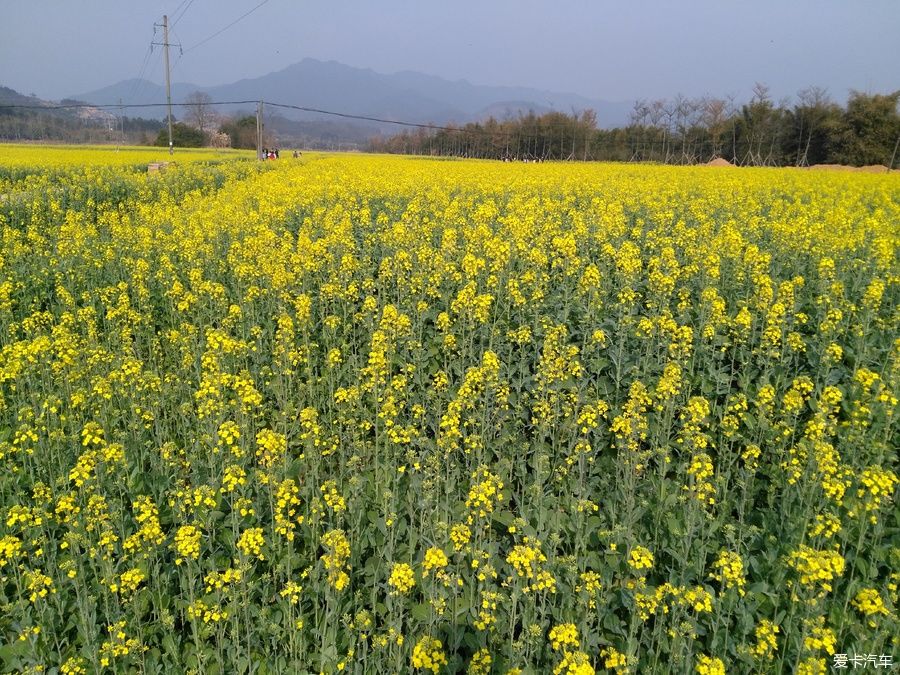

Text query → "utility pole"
[257,100,264,160]
[153,16,177,154]
[117,98,124,151]
[889,133,900,172]
[163,15,173,154]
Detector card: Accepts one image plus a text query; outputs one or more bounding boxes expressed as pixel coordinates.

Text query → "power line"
[0,98,612,140]
[262,102,608,143]
[264,102,489,134]
[0,96,769,160]
[0,99,572,133]
[183,0,270,54]
[169,0,191,21]
[171,0,196,27]
[169,27,187,78]
[126,43,156,105]
[1,99,510,136]
[0,100,259,112]
[128,42,162,106]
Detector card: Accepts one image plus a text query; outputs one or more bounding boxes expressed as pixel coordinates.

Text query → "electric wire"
[1,99,598,136]
[171,0,196,27]
[129,45,165,105]
[125,43,155,104]
[169,0,191,21]
[0,99,621,143]
[0,99,512,136]
[183,0,270,54]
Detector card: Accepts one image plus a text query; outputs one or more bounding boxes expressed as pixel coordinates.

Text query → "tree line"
[3,85,898,167]
[0,107,163,145]
[368,85,900,168]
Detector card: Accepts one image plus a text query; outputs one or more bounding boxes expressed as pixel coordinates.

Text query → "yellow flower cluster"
[468,648,492,675]
[60,656,87,675]
[423,546,449,576]
[450,524,472,551]
[411,635,447,673]
[856,466,898,523]
[124,496,164,555]
[274,479,304,541]
[786,546,845,594]
[222,464,247,493]
[173,524,201,564]
[709,550,746,595]
[99,621,146,667]
[748,619,779,660]
[549,623,580,650]
[796,657,827,675]
[25,569,55,603]
[388,562,416,595]
[0,534,22,566]
[473,589,503,631]
[852,588,889,618]
[116,567,145,595]
[553,649,594,675]
[802,616,836,654]
[600,646,629,673]
[280,580,303,604]
[321,480,347,514]
[321,529,351,591]
[694,654,725,675]
[504,539,556,593]
[466,466,504,521]
[684,452,716,506]
[628,546,654,572]
[255,429,287,469]
[237,527,266,560]
[187,599,229,624]
[204,567,242,593]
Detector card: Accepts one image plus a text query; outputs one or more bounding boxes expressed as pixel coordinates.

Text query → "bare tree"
[581,109,596,161]
[702,97,729,161]
[673,94,690,163]
[648,100,667,162]
[677,96,703,163]
[185,91,214,139]
[662,100,677,163]
[741,83,774,165]
[629,99,650,161]
[794,86,831,166]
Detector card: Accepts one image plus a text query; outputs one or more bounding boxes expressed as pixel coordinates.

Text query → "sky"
[1,0,898,105]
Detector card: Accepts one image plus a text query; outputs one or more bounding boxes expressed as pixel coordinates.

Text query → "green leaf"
[410,602,432,622]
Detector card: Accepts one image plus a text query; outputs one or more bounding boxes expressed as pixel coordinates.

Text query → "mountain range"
[70,58,631,130]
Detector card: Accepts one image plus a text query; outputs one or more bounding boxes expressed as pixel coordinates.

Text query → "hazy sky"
[2,0,898,104]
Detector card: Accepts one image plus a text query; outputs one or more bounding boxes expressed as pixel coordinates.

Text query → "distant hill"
[70,79,203,112]
[0,85,162,143]
[1,86,116,124]
[71,58,631,131]
[0,86,51,108]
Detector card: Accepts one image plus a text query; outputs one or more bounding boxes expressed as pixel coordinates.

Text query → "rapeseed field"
[0,148,896,673]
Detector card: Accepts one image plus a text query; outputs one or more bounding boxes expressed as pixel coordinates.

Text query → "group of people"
[262,148,302,159]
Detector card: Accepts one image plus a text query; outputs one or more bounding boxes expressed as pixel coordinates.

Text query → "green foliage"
[831,91,900,166]
[373,88,900,168]
[155,122,206,148]
[219,116,259,150]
